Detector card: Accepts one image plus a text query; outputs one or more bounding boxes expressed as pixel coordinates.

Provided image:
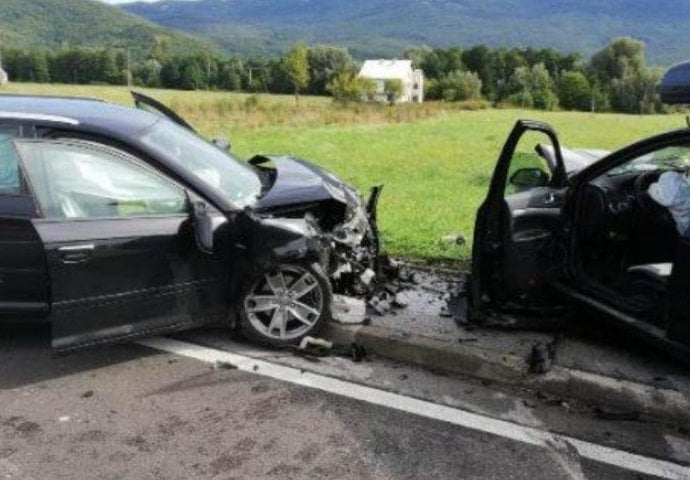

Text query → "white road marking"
[138,337,690,480]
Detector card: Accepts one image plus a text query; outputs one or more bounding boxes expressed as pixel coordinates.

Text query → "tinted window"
[0,130,21,195]
[17,141,187,220]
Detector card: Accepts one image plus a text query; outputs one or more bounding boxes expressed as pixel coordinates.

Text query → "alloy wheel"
[244,265,324,341]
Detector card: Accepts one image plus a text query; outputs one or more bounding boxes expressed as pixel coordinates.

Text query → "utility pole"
[247,67,267,91]
[126,49,131,87]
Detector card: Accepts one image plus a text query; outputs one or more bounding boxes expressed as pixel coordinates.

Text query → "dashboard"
[579,170,671,240]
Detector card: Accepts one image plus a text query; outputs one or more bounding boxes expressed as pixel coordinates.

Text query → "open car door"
[131,91,196,132]
[470,120,570,323]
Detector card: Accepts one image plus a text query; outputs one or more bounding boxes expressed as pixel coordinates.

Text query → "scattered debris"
[297,336,333,357]
[368,291,394,316]
[457,337,478,343]
[332,343,368,362]
[296,336,367,362]
[393,291,410,308]
[331,295,368,325]
[536,390,565,407]
[440,276,469,324]
[215,361,238,370]
[440,234,466,247]
[527,335,563,374]
[594,407,640,422]
[81,390,94,399]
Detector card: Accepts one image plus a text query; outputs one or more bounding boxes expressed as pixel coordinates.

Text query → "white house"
[358,59,424,103]
[0,52,8,85]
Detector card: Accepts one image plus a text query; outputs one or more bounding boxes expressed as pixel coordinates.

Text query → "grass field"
[2,83,687,262]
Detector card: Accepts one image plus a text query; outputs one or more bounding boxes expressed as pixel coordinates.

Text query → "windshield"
[608,146,690,176]
[140,119,262,207]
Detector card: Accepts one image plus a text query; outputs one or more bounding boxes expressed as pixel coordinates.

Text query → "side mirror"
[509,168,550,189]
[213,138,232,152]
[192,201,214,253]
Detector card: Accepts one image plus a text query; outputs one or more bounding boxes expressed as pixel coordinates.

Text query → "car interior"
[573,146,690,326]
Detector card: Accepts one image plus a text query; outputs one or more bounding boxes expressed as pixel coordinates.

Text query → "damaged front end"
[249,154,383,294]
[328,185,383,295]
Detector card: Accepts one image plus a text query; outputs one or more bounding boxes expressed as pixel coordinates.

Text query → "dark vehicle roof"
[0,95,159,136]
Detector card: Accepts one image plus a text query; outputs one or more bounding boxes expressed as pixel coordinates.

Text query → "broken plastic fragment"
[360,268,376,286]
[332,295,368,325]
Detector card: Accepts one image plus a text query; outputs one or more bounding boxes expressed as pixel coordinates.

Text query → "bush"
[326,72,376,105]
[425,71,483,102]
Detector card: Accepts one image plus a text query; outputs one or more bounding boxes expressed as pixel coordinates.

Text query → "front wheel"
[238,263,332,347]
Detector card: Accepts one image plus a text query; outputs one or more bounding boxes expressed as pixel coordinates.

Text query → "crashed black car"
[470,118,690,360]
[0,92,380,351]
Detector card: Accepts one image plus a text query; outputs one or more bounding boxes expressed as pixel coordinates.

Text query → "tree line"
[0,37,665,114]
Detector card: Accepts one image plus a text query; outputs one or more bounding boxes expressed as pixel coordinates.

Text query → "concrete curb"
[324,322,690,428]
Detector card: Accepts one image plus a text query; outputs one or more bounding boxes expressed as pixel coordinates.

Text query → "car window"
[16,140,187,220]
[0,129,21,195]
[140,119,262,208]
[505,131,554,196]
[608,145,690,176]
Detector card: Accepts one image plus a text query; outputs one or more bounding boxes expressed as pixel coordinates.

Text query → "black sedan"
[470,118,690,360]
[0,93,379,351]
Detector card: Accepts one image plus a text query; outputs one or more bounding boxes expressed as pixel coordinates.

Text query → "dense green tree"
[283,43,310,104]
[558,71,591,111]
[428,70,482,101]
[462,45,495,96]
[180,60,205,90]
[590,37,646,84]
[306,46,353,95]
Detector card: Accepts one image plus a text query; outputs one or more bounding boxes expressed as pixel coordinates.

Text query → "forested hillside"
[0,0,215,60]
[125,0,690,64]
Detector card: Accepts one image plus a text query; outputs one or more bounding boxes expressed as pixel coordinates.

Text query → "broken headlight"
[332,204,370,246]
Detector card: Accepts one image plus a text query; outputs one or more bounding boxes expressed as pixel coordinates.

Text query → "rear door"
[470,120,569,320]
[131,92,196,131]
[15,138,228,351]
[0,127,48,320]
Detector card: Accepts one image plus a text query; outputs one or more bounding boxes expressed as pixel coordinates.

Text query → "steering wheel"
[633,171,674,223]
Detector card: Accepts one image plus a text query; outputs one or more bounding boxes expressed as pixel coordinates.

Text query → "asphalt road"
[1,325,688,479]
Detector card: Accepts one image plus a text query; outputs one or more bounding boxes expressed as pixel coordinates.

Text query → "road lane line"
[138,337,690,480]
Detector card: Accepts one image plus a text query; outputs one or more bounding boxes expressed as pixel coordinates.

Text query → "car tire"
[238,262,332,348]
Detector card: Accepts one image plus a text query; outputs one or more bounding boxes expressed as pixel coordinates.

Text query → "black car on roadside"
[470,118,690,361]
[0,92,379,351]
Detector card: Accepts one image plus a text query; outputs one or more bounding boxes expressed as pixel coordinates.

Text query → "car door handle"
[58,244,95,264]
[543,192,557,205]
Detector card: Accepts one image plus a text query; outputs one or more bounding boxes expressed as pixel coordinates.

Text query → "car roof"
[0,94,159,136]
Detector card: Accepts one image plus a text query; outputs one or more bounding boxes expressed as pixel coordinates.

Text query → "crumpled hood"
[250,155,360,210]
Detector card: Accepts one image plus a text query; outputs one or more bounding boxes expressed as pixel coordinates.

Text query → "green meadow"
[3,83,687,262]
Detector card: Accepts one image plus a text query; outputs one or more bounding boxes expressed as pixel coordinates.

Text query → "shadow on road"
[0,323,159,390]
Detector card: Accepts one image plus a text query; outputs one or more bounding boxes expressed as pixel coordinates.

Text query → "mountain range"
[0,0,214,59]
[0,0,687,65]
[124,0,690,64]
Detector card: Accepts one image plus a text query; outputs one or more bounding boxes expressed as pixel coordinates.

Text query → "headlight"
[333,205,370,246]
